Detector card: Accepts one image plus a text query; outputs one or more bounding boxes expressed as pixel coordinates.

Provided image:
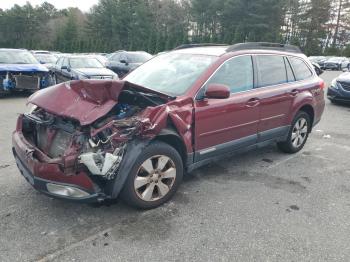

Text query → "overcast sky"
[0,0,99,12]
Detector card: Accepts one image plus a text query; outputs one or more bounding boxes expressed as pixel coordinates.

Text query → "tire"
[277,111,311,154]
[120,141,183,209]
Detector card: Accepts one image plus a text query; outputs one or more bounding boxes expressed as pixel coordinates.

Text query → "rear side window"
[289,57,313,81]
[284,57,295,82]
[56,58,63,67]
[256,55,287,87]
[207,55,254,94]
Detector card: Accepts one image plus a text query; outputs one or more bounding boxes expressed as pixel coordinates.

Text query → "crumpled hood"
[73,67,116,76]
[337,72,350,82]
[28,80,170,126]
[0,64,49,73]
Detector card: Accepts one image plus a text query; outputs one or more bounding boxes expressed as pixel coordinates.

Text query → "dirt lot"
[1,71,349,262]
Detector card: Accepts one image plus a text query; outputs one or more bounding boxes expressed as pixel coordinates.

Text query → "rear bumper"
[12,130,106,203]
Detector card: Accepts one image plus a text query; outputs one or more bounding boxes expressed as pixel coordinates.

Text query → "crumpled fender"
[105,139,150,198]
[136,97,194,152]
[0,64,48,73]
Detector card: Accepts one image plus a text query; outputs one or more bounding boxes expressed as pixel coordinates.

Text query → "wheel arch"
[153,127,189,168]
[295,104,315,131]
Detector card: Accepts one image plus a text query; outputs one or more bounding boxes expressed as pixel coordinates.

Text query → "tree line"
[0,0,349,56]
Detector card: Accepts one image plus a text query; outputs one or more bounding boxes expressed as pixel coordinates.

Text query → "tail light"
[319,79,325,90]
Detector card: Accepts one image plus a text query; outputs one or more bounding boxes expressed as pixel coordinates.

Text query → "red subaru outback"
[12,43,325,209]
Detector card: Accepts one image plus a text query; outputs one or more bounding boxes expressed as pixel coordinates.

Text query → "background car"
[327,71,350,103]
[51,55,118,83]
[311,62,324,76]
[324,57,350,71]
[0,48,53,95]
[89,54,109,66]
[32,53,58,70]
[106,51,153,78]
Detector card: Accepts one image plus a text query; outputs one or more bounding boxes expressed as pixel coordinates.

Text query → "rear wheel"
[278,111,311,154]
[120,141,183,209]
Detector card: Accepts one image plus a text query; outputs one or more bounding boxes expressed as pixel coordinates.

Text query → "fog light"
[46,183,90,198]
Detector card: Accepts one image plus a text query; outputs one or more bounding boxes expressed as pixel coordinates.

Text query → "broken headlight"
[27,103,38,114]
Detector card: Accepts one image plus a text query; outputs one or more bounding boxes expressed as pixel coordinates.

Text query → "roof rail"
[226,42,302,53]
[174,43,228,50]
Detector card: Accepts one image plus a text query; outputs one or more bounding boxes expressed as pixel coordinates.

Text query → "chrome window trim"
[195,53,315,100]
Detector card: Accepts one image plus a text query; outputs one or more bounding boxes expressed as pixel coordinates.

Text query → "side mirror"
[205,84,230,99]
[120,59,128,65]
[61,65,70,72]
[312,63,323,76]
[39,60,45,64]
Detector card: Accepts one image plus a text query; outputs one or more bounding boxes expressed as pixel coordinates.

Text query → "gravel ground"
[0,71,349,262]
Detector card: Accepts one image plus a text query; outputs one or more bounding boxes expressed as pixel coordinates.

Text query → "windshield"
[34,54,57,64]
[69,57,104,68]
[0,50,39,64]
[124,53,217,96]
[128,53,153,63]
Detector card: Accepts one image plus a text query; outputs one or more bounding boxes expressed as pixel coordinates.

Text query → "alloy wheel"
[291,118,308,148]
[134,155,176,202]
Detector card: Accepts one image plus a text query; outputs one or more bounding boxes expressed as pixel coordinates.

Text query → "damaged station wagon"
[12,43,325,209]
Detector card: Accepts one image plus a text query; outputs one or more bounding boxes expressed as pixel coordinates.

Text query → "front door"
[194,55,260,162]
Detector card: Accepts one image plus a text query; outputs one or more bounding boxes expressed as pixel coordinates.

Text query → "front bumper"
[12,130,106,203]
[327,87,350,102]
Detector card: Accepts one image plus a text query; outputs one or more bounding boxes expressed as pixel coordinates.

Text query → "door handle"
[288,89,299,97]
[246,98,260,107]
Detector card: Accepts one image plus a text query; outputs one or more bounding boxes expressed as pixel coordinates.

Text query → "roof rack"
[174,43,228,50]
[226,42,302,53]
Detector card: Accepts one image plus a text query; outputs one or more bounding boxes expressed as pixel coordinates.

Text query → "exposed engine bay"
[15,79,194,200]
[0,71,52,92]
[22,83,167,184]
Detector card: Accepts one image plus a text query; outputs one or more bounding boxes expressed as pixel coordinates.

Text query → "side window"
[207,55,254,94]
[120,53,128,62]
[62,58,69,67]
[56,58,63,67]
[284,57,295,82]
[256,55,287,87]
[289,57,313,81]
[111,53,120,61]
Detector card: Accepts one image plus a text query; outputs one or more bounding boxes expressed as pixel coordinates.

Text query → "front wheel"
[120,141,183,209]
[277,111,311,154]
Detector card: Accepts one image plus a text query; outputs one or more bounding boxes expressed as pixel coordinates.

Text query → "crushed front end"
[12,80,191,202]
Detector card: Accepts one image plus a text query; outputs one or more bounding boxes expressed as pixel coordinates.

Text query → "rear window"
[256,55,287,87]
[289,57,313,81]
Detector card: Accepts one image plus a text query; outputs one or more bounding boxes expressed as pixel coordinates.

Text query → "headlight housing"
[331,79,339,90]
[27,103,38,114]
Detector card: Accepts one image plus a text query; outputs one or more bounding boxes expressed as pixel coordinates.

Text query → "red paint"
[205,84,230,99]
[13,46,325,199]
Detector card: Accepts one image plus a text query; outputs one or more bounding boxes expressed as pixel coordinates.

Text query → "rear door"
[194,55,260,162]
[254,55,296,141]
